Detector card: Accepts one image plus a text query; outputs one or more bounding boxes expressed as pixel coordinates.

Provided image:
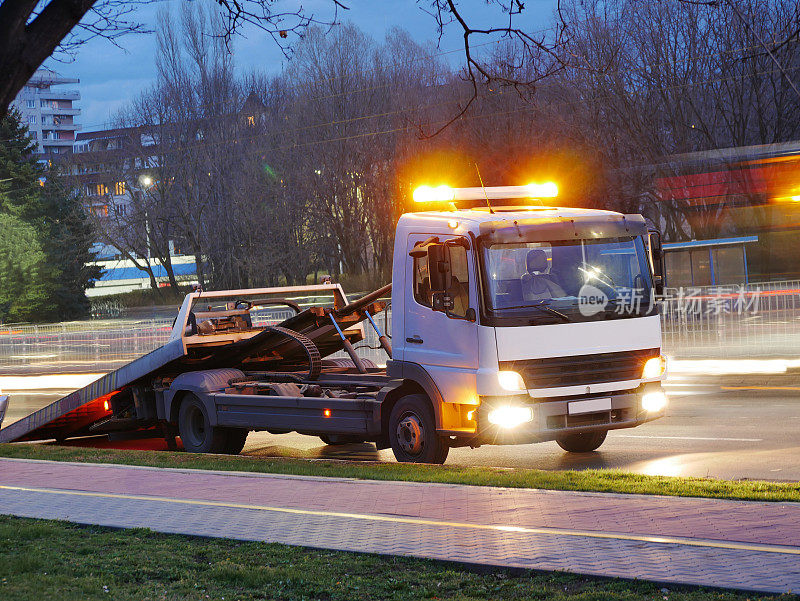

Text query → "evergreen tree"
[40,168,101,319]
[0,111,43,221]
[0,111,98,322]
[0,213,52,322]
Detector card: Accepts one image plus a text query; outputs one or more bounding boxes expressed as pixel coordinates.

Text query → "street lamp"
[133,176,154,259]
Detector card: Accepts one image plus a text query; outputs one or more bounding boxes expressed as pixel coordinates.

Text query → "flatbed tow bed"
[0,284,395,448]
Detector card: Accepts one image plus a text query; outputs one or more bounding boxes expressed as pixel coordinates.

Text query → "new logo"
[578,284,608,316]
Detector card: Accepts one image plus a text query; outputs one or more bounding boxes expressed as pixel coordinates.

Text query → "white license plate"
[568,397,612,415]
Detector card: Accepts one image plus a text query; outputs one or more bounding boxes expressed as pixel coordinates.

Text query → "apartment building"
[11,69,80,162]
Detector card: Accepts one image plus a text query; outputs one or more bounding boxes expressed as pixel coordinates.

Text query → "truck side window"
[413,241,471,315]
[448,245,470,317]
[413,254,433,308]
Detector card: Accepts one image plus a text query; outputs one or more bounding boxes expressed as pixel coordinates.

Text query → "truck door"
[402,233,480,406]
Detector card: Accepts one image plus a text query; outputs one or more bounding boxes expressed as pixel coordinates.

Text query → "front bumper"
[0,395,8,429]
[471,382,665,445]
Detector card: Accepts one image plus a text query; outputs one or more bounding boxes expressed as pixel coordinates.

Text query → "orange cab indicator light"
[323,409,332,418]
[103,400,110,411]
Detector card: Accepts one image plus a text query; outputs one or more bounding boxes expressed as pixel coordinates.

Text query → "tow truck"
[0,184,668,463]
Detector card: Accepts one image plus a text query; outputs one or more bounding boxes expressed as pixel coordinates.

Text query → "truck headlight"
[487,405,533,428]
[642,356,666,380]
[497,370,526,392]
[642,391,668,412]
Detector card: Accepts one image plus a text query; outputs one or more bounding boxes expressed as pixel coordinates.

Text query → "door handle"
[406,335,424,344]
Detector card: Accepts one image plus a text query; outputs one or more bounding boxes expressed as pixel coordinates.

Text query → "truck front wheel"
[556,430,607,453]
[178,394,229,454]
[389,394,449,464]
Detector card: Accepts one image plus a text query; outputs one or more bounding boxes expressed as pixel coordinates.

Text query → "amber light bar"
[413,183,558,203]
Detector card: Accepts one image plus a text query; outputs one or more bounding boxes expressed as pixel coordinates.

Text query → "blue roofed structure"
[662,236,758,288]
[98,261,197,282]
[88,254,199,297]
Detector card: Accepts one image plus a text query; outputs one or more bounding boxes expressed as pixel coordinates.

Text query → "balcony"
[41,122,80,131]
[40,139,76,147]
[37,90,80,101]
[28,73,79,87]
[39,106,80,116]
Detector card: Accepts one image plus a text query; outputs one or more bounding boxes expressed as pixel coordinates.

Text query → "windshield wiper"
[497,302,570,322]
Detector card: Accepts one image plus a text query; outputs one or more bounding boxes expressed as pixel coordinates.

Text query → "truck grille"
[499,348,659,389]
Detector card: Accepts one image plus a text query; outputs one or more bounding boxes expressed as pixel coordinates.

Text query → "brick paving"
[0,457,799,594]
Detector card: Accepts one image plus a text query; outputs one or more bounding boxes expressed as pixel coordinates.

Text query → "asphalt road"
[3,376,799,482]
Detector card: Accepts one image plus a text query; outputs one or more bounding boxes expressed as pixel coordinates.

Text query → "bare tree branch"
[0,0,348,117]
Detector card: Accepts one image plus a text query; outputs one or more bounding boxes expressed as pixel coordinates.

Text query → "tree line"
[85,0,796,292]
[5,0,796,320]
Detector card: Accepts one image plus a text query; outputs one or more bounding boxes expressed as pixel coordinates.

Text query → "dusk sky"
[41,0,558,130]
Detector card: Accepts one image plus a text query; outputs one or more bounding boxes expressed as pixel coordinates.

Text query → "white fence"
[0,319,174,375]
[660,281,800,358]
[1,282,799,375]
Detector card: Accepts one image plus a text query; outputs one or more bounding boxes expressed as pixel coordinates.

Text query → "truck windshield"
[481,236,655,324]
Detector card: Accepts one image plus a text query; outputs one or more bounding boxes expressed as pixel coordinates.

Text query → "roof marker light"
[413,185,455,203]
[526,182,558,198]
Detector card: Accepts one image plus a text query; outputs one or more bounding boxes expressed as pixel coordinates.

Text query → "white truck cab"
[388,187,667,454]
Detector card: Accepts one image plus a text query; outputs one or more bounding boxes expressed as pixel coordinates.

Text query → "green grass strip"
[0,515,787,600]
[1,443,798,502]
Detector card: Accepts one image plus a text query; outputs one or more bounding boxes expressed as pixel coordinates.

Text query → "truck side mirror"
[427,244,452,293]
[432,291,454,312]
[648,230,665,295]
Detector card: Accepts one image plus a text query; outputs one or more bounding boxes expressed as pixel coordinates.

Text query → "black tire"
[389,394,449,464]
[178,394,229,453]
[223,428,249,455]
[556,430,608,453]
[319,434,365,446]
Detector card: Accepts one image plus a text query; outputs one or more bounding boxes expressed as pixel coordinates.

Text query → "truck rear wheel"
[556,430,607,453]
[389,394,449,464]
[178,394,229,454]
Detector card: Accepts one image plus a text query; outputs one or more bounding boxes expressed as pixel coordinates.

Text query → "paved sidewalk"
[0,458,798,594]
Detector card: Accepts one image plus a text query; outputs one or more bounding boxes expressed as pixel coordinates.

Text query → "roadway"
[242,377,800,481]
[3,375,798,481]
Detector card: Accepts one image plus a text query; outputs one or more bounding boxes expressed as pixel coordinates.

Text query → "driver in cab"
[520,249,565,301]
